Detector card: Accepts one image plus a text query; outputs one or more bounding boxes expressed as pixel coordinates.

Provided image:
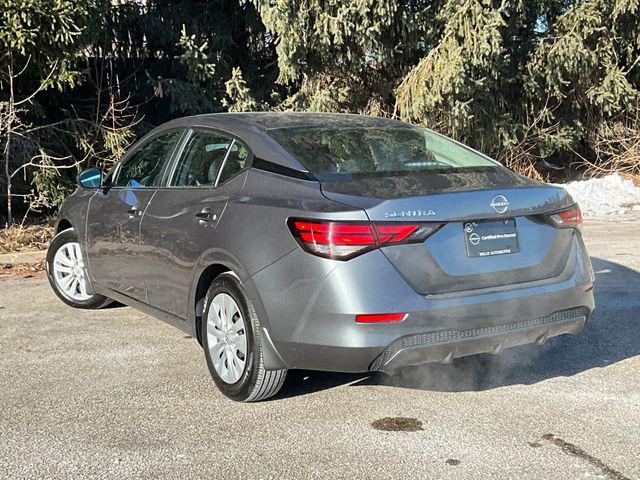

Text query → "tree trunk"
[4,54,14,226]
[4,131,11,226]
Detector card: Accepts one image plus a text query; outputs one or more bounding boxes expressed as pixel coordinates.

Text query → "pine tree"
[252,0,427,113]
[0,0,95,224]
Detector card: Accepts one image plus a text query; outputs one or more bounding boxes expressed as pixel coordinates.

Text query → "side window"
[217,140,250,184]
[171,131,232,187]
[114,130,181,187]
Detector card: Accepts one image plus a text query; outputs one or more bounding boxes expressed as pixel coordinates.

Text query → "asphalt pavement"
[1,218,639,479]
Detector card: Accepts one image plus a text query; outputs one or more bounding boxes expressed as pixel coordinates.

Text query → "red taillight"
[355,313,407,323]
[288,218,442,260]
[375,224,420,243]
[548,205,583,229]
[294,221,376,245]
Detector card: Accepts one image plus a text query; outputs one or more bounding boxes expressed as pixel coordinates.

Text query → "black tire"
[46,228,112,309]
[201,273,287,402]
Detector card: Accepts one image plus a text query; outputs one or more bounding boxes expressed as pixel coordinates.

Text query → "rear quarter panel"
[188,168,367,332]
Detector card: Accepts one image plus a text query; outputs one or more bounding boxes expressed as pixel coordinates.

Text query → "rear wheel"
[46,228,112,309]
[202,273,287,402]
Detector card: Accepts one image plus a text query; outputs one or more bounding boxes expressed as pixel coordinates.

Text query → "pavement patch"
[371,417,423,432]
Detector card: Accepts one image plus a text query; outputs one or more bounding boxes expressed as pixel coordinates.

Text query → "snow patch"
[555,173,640,218]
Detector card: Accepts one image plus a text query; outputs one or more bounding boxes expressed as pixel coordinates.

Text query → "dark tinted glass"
[268,126,496,175]
[171,131,232,187]
[114,130,181,187]
[217,140,250,184]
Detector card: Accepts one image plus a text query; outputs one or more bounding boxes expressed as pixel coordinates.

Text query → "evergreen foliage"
[1,0,639,222]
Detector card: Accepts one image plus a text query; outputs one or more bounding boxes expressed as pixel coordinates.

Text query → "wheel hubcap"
[52,242,92,301]
[206,293,247,384]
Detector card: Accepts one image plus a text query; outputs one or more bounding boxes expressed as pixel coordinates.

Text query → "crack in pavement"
[542,433,631,480]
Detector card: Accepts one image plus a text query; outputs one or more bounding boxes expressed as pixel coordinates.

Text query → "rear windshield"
[267,125,497,176]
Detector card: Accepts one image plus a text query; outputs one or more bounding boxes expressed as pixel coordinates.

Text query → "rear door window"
[217,140,250,185]
[170,130,232,187]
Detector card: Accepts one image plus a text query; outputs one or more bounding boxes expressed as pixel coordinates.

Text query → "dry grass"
[0,259,45,278]
[585,115,640,178]
[620,172,640,187]
[0,223,54,254]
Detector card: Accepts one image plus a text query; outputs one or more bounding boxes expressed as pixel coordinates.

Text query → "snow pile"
[556,173,640,217]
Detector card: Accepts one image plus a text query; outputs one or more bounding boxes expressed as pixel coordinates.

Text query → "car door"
[85,129,183,298]
[139,128,251,318]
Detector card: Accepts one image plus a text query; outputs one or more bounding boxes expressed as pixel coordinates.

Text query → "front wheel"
[46,228,112,309]
[202,273,287,402]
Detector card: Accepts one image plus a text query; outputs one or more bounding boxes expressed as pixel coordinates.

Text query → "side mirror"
[78,168,104,189]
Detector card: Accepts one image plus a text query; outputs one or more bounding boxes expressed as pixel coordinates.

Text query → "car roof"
[188,112,407,131]
[148,112,409,174]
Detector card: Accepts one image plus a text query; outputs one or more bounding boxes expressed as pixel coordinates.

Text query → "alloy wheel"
[206,293,248,384]
[52,242,92,302]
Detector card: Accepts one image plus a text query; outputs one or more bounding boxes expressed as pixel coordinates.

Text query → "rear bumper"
[248,232,595,373]
[369,306,588,373]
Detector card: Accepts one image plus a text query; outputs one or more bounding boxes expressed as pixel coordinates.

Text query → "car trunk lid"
[320,169,577,295]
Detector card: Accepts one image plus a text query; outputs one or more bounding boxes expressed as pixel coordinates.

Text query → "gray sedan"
[46,113,595,401]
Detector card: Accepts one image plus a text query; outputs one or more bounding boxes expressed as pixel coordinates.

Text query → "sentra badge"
[384,209,436,219]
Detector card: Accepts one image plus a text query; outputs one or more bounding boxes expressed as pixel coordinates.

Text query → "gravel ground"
[1,219,639,479]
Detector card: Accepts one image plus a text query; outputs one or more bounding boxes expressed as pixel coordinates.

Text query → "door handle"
[127,205,142,218]
[195,207,217,226]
